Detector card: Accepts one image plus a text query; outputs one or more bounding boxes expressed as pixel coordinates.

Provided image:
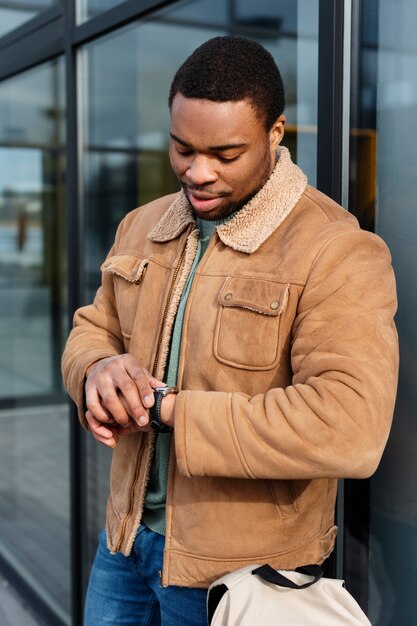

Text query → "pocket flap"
[218,277,289,316]
[101,255,148,283]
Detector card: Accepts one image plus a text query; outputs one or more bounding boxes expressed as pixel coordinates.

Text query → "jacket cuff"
[174,390,252,478]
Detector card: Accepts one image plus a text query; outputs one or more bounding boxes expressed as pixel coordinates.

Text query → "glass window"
[351,0,417,623]
[77,0,127,24]
[77,0,229,26]
[0,58,70,623]
[0,61,66,398]
[0,0,56,39]
[79,0,319,567]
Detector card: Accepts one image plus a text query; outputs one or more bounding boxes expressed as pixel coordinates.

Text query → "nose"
[186,154,218,186]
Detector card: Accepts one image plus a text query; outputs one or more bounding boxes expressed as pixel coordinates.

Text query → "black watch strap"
[149,386,177,433]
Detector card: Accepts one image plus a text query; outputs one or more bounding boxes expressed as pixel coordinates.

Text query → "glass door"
[0,58,70,624]
[349,1,417,623]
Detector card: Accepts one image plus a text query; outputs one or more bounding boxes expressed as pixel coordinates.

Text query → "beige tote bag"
[207,564,372,626]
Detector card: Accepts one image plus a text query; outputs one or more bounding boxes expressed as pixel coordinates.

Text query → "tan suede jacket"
[62,147,398,588]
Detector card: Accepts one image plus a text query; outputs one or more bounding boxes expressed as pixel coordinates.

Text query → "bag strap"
[252,564,323,590]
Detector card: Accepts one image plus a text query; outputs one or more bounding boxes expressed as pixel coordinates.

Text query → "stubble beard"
[186,147,274,222]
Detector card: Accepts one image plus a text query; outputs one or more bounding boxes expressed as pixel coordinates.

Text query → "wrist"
[161,393,176,428]
[149,386,178,433]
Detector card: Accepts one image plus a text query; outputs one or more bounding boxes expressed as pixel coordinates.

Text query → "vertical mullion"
[343,0,371,613]
[64,0,87,624]
[341,0,352,209]
[317,0,345,203]
[317,0,347,580]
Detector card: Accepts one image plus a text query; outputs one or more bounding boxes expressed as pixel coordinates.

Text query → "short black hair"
[168,36,285,131]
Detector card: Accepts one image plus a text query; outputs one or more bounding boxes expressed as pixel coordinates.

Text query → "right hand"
[85,354,164,447]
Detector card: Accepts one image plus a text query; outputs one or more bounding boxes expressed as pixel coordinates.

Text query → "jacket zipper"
[114,244,187,553]
[114,439,144,552]
[152,245,187,376]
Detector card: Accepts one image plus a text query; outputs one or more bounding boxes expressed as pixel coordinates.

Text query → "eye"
[218,155,239,164]
[176,148,193,157]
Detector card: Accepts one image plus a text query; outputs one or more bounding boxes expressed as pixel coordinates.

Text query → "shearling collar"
[148,146,307,254]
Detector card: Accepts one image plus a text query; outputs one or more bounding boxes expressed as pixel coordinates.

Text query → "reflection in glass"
[78,0,229,26]
[77,0,125,24]
[0,60,66,398]
[0,58,70,622]
[352,1,417,624]
[0,0,56,39]
[0,405,70,620]
[80,0,319,569]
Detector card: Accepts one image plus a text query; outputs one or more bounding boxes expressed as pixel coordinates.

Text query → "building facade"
[0,1,416,624]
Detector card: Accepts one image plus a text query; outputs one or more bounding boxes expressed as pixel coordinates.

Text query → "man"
[62,37,398,625]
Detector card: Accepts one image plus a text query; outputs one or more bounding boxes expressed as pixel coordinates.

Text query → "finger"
[97,382,132,426]
[144,369,166,390]
[126,364,160,409]
[123,355,163,388]
[116,393,147,426]
[115,377,148,423]
[86,411,119,448]
[86,410,114,438]
[85,384,114,423]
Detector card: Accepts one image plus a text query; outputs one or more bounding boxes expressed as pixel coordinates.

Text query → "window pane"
[352,0,417,623]
[0,61,66,399]
[77,0,229,25]
[0,58,70,623]
[79,0,319,568]
[77,0,126,24]
[0,405,70,621]
[0,0,56,39]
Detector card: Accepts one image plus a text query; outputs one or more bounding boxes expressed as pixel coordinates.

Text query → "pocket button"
[270,300,279,310]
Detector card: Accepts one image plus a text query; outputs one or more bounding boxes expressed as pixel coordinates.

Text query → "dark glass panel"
[0,0,56,39]
[350,1,417,623]
[0,58,70,623]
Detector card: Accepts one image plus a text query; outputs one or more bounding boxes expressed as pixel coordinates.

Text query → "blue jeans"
[84,525,208,625]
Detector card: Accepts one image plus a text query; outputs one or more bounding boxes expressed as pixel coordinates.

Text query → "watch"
[149,386,178,433]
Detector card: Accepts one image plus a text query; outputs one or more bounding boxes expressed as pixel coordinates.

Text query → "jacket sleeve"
[62,237,125,429]
[174,229,399,480]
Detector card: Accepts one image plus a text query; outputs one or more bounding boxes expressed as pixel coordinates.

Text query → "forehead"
[170,94,265,148]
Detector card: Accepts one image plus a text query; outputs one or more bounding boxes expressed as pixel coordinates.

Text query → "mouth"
[185,189,227,213]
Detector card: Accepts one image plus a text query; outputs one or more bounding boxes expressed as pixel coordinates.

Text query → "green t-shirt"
[142,216,224,534]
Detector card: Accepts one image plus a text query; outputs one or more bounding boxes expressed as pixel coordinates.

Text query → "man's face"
[169,94,285,221]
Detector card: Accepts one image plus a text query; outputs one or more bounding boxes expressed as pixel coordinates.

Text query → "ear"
[269,114,286,150]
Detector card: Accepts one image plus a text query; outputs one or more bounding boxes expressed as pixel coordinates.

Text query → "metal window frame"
[0,0,370,623]
[317,1,370,612]
[317,0,345,203]
[342,0,371,612]
[317,0,346,582]
[0,4,62,51]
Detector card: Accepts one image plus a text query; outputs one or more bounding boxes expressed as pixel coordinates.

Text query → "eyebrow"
[170,133,247,151]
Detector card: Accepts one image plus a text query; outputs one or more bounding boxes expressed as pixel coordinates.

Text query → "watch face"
[153,386,178,395]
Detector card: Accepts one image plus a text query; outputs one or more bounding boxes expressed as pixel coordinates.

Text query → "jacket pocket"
[101,255,149,345]
[214,276,290,370]
[101,254,149,284]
